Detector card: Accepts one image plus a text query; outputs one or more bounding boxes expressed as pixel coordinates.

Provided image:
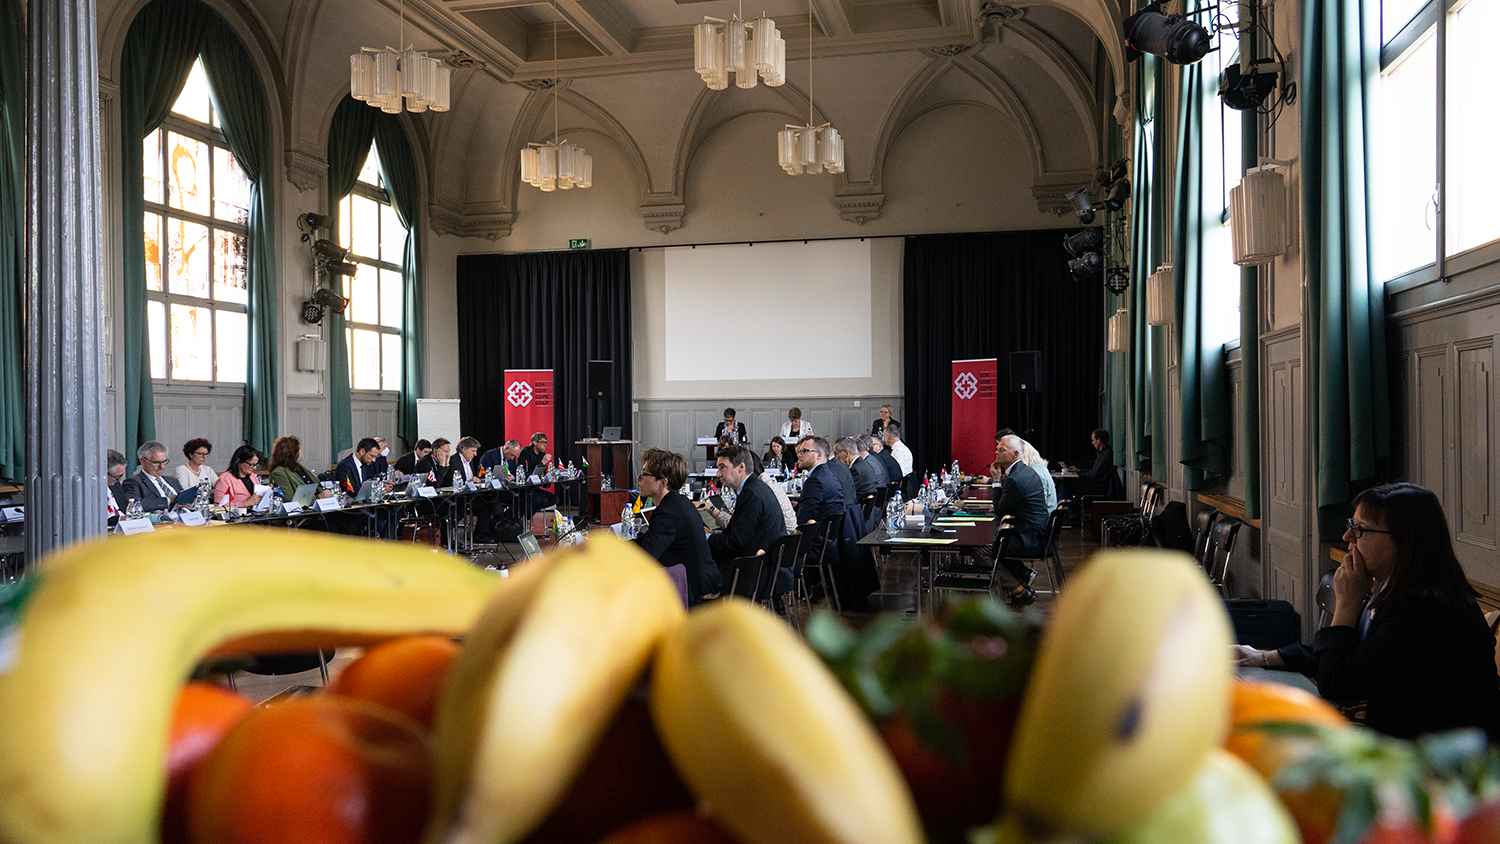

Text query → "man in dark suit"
[1068,428,1117,497]
[713,408,748,445]
[634,449,721,604]
[415,438,453,487]
[836,436,879,497]
[707,445,787,593]
[795,437,875,611]
[335,437,385,495]
[854,435,889,491]
[122,440,182,512]
[992,433,1051,606]
[516,433,558,513]
[107,449,129,513]
[871,436,903,489]
[394,439,431,476]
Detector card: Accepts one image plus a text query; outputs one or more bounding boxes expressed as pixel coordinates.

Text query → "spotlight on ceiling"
[1066,187,1096,224]
[1103,179,1132,211]
[313,286,350,313]
[1124,1,1212,65]
[313,239,349,261]
[1220,61,1280,110]
[1069,252,1104,281]
[327,261,360,278]
[1063,227,1104,258]
[297,212,333,232]
[1105,268,1130,295]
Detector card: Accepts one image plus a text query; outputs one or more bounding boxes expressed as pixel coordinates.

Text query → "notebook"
[172,487,199,508]
[602,426,622,441]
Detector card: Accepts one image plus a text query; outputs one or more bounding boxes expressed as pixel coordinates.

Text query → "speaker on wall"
[587,360,613,398]
[1010,350,1042,393]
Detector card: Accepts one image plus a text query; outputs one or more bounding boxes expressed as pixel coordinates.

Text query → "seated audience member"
[835,436,879,497]
[987,434,1051,607]
[1236,483,1500,740]
[870,404,898,439]
[107,449,128,511]
[176,438,215,490]
[394,439,432,476]
[717,435,732,450]
[778,407,813,440]
[515,433,558,512]
[883,422,914,478]
[634,449,721,605]
[335,437,387,494]
[123,441,183,512]
[213,445,265,509]
[1068,428,1117,497]
[478,439,519,475]
[714,408,747,445]
[1017,437,1058,512]
[415,438,452,487]
[372,437,392,476]
[853,435,890,491]
[268,436,332,500]
[872,433,903,487]
[763,436,795,473]
[795,436,874,610]
[701,451,797,534]
[706,445,787,589]
[451,437,481,486]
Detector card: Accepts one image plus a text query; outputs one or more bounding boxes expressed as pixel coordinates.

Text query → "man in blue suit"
[795,436,876,611]
[707,444,787,596]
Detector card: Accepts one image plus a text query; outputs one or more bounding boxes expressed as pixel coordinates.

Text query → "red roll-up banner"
[950,358,998,476]
[504,370,554,456]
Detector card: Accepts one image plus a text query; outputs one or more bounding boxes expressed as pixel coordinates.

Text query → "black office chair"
[1315,569,1338,627]
[763,531,806,629]
[1204,517,1240,597]
[1191,508,1218,569]
[1006,507,1067,595]
[931,531,1011,606]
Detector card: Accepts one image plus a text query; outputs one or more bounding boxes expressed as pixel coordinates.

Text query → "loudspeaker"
[1010,350,1042,393]
[587,360,613,398]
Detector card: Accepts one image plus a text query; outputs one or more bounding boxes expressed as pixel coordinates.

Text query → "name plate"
[528,475,542,485]
[417,487,438,499]
[315,498,342,512]
[465,482,479,492]
[118,518,155,535]
[280,502,304,515]
[178,510,207,526]
[488,478,505,490]
[1,506,22,522]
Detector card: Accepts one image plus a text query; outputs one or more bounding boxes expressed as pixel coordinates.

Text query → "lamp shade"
[1146,264,1174,326]
[1107,308,1128,353]
[1230,165,1287,266]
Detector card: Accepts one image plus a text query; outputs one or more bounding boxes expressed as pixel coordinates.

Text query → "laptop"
[291,484,319,507]
[518,532,543,560]
[353,479,377,502]
[602,426,621,441]
[172,487,199,508]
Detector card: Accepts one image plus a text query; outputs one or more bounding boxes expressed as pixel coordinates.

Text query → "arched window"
[143,58,249,383]
[337,142,406,392]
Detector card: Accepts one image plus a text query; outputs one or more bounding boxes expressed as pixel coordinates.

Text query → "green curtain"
[324,96,376,462]
[1239,101,1262,519]
[200,20,278,454]
[1301,0,1389,539]
[0,0,23,481]
[1104,123,1128,466]
[120,0,275,464]
[1171,50,1230,490]
[372,119,424,447]
[1128,52,1164,474]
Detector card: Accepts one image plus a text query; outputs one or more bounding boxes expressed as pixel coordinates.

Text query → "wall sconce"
[1146,264,1174,325]
[1107,308,1128,353]
[1230,162,1288,266]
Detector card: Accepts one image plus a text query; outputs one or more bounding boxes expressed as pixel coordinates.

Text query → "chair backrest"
[859,493,880,524]
[1315,569,1338,625]
[1192,509,1217,566]
[1038,506,1066,556]
[767,531,804,572]
[1206,517,1240,586]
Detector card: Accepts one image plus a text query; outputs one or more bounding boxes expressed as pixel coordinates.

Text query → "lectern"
[575,439,638,524]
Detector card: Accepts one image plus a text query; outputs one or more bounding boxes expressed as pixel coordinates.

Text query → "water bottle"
[620,503,634,539]
[126,497,141,520]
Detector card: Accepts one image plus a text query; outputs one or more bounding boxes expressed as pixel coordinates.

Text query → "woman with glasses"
[175,438,215,490]
[268,436,332,501]
[1235,482,1500,739]
[212,445,265,509]
[632,449,719,606]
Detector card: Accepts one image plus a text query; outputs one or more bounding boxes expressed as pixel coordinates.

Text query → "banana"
[425,536,685,844]
[999,549,1233,840]
[650,599,925,844]
[0,528,500,844]
[1102,749,1298,844]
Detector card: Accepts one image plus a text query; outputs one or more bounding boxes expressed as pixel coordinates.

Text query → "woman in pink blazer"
[213,445,265,508]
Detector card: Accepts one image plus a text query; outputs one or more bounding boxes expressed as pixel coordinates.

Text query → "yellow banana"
[1000,549,1233,839]
[425,536,685,844]
[1102,749,1298,844]
[0,528,500,844]
[650,600,925,844]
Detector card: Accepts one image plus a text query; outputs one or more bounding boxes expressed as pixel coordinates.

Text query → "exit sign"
[569,239,590,250]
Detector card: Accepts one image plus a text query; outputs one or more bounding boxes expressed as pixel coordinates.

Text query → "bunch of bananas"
[0,531,1292,844]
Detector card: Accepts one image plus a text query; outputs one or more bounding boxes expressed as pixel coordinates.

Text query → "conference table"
[857,493,1000,619]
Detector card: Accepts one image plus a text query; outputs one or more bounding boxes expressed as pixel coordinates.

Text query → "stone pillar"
[26,0,108,562]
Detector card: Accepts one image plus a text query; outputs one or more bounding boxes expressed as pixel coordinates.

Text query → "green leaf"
[0,576,39,632]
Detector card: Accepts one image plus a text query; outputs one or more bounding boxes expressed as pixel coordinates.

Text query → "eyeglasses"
[192,450,210,457]
[242,460,260,469]
[1346,518,1393,540]
[143,457,168,466]
[638,471,658,480]
[796,449,815,456]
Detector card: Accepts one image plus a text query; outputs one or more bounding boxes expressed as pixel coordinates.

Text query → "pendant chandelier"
[349,0,451,114]
[777,0,843,175]
[520,22,594,191]
[694,4,785,90]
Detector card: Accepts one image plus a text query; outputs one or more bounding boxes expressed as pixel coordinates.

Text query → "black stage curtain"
[903,230,1103,475]
[456,251,632,463]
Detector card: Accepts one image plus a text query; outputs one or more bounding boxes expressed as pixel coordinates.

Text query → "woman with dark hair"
[175,438,215,489]
[764,436,796,473]
[267,436,331,500]
[1236,482,1500,739]
[212,445,265,509]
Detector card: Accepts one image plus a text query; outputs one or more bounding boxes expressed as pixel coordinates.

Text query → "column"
[26,0,108,562]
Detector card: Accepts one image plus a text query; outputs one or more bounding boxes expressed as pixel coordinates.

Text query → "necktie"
[155,476,170,499]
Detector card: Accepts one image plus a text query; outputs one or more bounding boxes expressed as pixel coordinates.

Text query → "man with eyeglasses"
[123,441,183,513]
[795,436,874,611]
[706,444,786,594]
[106,449,128,519]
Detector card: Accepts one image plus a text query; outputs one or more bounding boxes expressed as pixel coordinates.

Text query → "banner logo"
[954,371,979,400]
[506,380,534,407]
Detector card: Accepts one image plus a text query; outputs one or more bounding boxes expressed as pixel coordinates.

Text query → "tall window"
[1373,0,1500,281]
[338,143,406,392]
[144,59,250,383]
[1200,4,1242,347]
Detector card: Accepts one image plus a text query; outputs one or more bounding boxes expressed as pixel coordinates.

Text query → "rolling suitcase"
[1224,598,1301,649]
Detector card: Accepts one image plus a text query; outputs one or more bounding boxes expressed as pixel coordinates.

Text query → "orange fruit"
[161,682,253,844]
[596,812,743,844]
[1225,680,1350,844]
[188,696,433,844]
[326,634,461,729]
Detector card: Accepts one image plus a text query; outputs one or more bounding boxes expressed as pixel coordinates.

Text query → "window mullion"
[1434,2,1446,276]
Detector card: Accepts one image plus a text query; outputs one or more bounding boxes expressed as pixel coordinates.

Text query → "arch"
[500,82,653,210]
[669,82,837,204]
[1012,0,1127,98]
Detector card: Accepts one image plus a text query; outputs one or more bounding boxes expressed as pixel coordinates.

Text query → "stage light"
[1069,252,1103,281]
[297,212,333,232]
[1220,62,1280,110]
[313,239,348,261]
[1124,2,1211,65]
[313,286,350,313]
[1105,268,1130,295]
[1103,179,1132,211]
[327,261,360,277]
[1066,187,1096,224]
[1063,227,1104,258]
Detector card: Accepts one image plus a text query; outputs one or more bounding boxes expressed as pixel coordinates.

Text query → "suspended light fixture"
[1229,163,1288,266]
[349,0,451,114]
[1107,308,1129,353]
[1146,263,1175,325]
[695,2,785,90]
[520,22,594,192]
[777,0,843,175]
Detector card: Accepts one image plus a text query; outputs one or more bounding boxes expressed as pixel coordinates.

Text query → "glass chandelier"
[777,0,843,175]
[694,10,785,90]
[349,0,451,114]
[520,23,594,191]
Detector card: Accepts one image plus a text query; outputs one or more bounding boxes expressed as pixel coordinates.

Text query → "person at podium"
[778,407,813,440]
[714,408,747,445]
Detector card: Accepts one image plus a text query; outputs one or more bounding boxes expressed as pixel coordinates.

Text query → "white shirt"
[779,419,814,440]
[890,439,913,475]
[176,463,215,489]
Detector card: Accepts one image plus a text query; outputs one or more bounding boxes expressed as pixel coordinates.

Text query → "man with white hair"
[1017,438,1058,512]
[123,441,183,513]
[990,432,1050,606]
